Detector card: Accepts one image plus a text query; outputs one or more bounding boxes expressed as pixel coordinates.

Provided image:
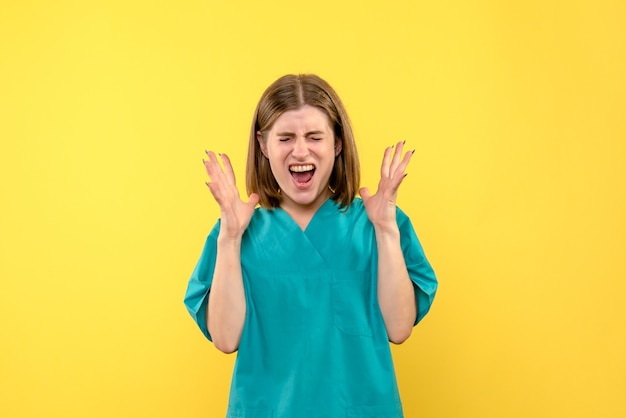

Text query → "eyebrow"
[275,130,326,137]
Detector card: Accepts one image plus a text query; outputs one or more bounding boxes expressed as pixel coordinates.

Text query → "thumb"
[359,187,371,201]
[247,193,260,209]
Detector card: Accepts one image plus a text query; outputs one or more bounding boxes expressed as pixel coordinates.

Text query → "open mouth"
[289,164,315,184]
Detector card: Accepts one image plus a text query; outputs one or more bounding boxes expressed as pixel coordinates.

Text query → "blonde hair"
[246,74,360,209]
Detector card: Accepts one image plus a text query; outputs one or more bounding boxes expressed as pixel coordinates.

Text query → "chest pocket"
[332,270,375,337]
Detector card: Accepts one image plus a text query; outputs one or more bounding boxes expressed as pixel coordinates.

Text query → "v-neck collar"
[303,199,338,234]
[276,198,338,233]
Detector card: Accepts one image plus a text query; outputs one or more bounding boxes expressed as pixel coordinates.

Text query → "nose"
[291,137,309,159]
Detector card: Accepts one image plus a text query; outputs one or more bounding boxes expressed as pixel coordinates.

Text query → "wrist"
[217,232,243,249]
[373,223,400,242]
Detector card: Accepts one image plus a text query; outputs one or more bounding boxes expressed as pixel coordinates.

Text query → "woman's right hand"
[204,151,259,239]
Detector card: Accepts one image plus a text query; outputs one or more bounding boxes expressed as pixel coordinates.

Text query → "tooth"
[290,165,314,172]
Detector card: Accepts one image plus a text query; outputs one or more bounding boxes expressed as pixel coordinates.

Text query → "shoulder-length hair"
[246,74,360,209]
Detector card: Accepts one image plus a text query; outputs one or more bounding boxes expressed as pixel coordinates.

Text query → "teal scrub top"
[184,198,437,418]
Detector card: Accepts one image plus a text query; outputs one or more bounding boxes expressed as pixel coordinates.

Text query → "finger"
[246,193,260,209]
[204,151,227,184]
[202,151,212,176]
[220,153,237,186]
[203,150,218,175]
[204,151,234,204]
[380,145,393,178]
[359,187,371,201]
[389,140,405,173]
[387,151,414,192]
[205,181,224,204]
[393,148,414,181]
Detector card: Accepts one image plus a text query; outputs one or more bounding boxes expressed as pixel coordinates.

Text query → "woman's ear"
[334,139,343,157]
[257,131,268,158]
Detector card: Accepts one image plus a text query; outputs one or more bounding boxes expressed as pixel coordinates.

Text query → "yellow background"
[1,0,624,417]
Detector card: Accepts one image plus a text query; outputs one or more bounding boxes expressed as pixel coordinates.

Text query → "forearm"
[375,225,417,344]
[207,235,246,353]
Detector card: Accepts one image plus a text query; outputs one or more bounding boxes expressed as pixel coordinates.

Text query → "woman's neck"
[279,191,331,231]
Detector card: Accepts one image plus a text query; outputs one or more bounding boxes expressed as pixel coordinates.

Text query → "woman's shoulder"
[246,205,298,235]
[339,196,365,216]
[345,197,410,221]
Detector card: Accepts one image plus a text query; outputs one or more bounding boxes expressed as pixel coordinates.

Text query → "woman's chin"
[281,187,329,209]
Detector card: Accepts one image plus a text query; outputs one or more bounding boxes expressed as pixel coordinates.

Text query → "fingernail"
[402,140,406,145]
[205,182,210,187]
[411,149,415,154]
[205,150,208,155]
[202,158,206,164]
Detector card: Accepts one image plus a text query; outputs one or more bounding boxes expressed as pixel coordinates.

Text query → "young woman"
[184,74,437,417]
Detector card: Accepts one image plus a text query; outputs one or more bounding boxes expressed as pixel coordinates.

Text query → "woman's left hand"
[360,141,414,231]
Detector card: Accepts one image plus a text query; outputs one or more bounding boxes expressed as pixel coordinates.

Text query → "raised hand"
[203,151,259,239]
[359,141,414,231]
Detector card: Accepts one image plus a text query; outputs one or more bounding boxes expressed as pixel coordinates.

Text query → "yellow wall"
[1,1,624,417]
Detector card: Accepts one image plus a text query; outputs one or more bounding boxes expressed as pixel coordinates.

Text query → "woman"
[184,74,437,417]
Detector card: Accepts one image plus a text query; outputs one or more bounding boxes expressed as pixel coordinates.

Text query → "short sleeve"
[183,221,221,341]
[397,208,438,325]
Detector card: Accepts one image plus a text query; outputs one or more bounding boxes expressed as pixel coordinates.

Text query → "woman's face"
[258,105,342,215]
